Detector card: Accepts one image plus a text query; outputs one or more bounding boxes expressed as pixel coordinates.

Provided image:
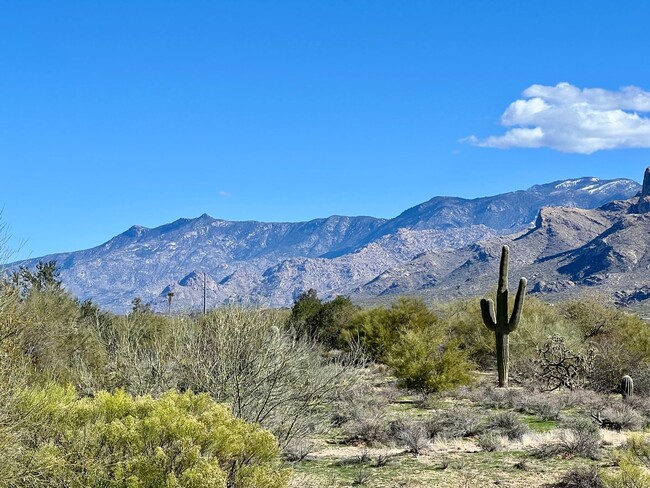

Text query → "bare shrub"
[373,454,389,467]
[334,379,388,428]
[344,411,390,446]
[487,411,529,441]
[565,389,609,412]
[175,307,363,447]
[545,466,604,488]
[523,392,565,421]
[533,417,601,460]
[625,396,650,425]
[461,385,527,410]
[391,418,428,455]
[599,404,644,431]
[476,432,503,452]
[352,466,371,486]
[426,407,484,439]
[283,438,315,462]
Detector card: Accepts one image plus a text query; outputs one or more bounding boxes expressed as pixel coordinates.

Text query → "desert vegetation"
[2,258,650,487]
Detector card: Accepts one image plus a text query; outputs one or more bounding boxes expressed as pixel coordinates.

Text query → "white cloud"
[218,191,232,198]
[464,82,650,153]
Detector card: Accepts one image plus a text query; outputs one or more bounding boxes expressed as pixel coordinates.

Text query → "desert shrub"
[4,281,359,449]
[176,307,361,446]
[476,432,503,452]
[511,297,578,357]
[5,384,290,488]
[523,392,565,421]
[562,298,650,394]
[390,418,428,455]
[437,297,495,367]
[282,438,315,462]
[486,411,529,441]
[386,329,473,394]
[344,298,438,362]
[533,417,601,460]
[561,297,630,342]
[601,434,650,487]
[626,397,650,424]
[454,384,526,410]
[287,290,358,348]
[426,407,485,439]
[343,410,390,446]
[565,389,610,412]
[599,404,645,431]
[352,466,371,486]
[10,288,108,383]
[547,466,605,488]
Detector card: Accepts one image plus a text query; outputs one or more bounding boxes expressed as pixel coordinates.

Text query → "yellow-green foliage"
[8,385,290,488]
[387,329,473,394]
[437,297,494,366]
[601,433,650,487]
[345,297,438,362]
[345,298,473,393]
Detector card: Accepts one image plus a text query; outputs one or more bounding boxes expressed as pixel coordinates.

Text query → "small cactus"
[480,245,527,388]
[621,375,634,400]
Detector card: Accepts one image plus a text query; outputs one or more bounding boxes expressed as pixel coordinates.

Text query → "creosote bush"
[5,384,290,488]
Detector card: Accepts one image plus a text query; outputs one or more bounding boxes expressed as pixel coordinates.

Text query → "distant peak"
[121,224,149,238]
[553,177,600,190]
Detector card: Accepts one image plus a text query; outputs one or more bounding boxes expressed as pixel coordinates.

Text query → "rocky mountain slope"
[353,168,650,314]
[7,175,642,313]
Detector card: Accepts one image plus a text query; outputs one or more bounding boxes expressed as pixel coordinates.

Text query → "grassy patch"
[521,414,557,432]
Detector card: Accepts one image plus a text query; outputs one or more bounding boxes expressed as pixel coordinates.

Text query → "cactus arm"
[508,278,528,332]
[480,298,497,331]
[498,245,509,294]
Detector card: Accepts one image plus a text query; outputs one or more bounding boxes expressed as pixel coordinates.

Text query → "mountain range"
[8,172,646,314]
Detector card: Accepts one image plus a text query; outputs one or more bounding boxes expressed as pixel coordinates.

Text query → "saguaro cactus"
[480,245,527,388]
[621,375,634,400]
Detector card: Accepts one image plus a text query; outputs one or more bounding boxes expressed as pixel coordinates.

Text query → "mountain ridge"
[7,174,643,313]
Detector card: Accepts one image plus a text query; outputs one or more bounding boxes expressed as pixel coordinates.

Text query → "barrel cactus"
[621,375,634,400]
[480,245,527,388]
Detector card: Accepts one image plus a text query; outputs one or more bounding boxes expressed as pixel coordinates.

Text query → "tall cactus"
[480,245,527,388]
[621,375,634,400]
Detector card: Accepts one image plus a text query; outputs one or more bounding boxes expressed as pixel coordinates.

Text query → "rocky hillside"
[7,174,642,313]
[353,168,650,314]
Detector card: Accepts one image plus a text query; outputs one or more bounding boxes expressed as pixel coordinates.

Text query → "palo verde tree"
[480,245,527,388]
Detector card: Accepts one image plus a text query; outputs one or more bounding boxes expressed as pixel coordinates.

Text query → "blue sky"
[1,1,649,261]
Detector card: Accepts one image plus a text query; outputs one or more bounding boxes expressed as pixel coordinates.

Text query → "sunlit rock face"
[634,167,650,213]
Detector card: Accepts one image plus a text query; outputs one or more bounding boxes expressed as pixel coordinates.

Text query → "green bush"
[287,290,358,348]
[7,384,290,488]
[387,329,473,394]
[344,298,439,362]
